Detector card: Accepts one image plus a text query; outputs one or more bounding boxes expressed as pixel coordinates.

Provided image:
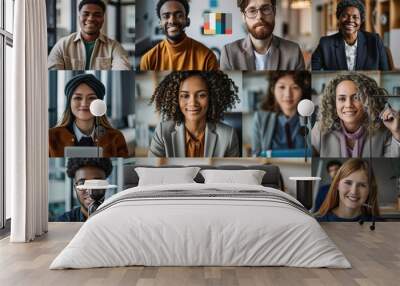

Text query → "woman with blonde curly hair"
[316,158,380,222]
[311,73,400,157]
[148,70,240,157]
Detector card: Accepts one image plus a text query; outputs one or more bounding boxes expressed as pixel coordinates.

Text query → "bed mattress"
[50,183,351,269]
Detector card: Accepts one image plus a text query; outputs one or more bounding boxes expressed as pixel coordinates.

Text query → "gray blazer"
[311,122,400,158]
[252,111,277,155]
[220,34,305,70]
[148,121,240,157]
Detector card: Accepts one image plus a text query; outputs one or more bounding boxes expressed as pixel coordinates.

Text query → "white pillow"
[135,167,201,186]
[200,169,266,185]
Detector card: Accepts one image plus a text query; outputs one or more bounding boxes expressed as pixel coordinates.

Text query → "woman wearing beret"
[49,73,129,157]
[312,0,389,71]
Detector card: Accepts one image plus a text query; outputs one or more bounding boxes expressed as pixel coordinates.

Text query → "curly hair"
[318,73,387,133]
[150,71,240,124]
[156,0,190,18]
[260,71,311,112]
[67,158,113,178]
[336,0,365,21]
[237,0,276,12]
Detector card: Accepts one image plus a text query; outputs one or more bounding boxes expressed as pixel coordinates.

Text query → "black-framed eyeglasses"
[244,4,274,19]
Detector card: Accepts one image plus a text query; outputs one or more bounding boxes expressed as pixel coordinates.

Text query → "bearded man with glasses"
[220,0,305,71]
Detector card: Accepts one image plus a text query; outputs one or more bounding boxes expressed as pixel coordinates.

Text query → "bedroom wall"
[45,1,400,224]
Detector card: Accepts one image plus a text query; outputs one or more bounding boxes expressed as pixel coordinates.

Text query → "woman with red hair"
[316,158,380,222]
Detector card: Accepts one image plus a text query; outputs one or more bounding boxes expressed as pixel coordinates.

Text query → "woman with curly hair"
[312,0,389,71]
[316,158,380,222]
[49,74,129,157]
[311,73,400,157]
[252,71,311,156]
[148,70,240,157]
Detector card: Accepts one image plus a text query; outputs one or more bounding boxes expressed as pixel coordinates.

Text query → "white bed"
[50,183,351,269]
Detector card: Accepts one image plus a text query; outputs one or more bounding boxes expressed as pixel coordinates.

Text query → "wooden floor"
[0,222,399,286]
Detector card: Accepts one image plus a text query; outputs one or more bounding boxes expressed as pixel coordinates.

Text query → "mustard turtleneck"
[140,34,219,71]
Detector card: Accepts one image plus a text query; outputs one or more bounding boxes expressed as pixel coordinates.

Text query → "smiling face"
[74,166,106,213]
[335,80,365,132]
[337,169,369,211]
[159,1,188,43]
[70,83,98,122]
[178,76,209,124]
[242,0,275,40]
[79,4,105,38]
[338,6,361,38]
[273,75,302,117]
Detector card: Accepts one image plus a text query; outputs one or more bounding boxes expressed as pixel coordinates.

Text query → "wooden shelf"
[320,0,399,39]
[390,0,400,29]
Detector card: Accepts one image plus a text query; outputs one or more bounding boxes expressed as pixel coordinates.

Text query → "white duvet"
[50,183,351,269]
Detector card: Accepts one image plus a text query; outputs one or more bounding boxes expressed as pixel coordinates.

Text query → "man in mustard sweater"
[140,0,219,71]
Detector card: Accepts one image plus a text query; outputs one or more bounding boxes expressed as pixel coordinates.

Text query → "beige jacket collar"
[73,32,108,43]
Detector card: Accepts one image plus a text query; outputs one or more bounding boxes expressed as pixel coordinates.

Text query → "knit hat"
[65,74,106,100]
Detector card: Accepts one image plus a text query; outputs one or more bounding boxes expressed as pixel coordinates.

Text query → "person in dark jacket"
[312,0,389,71]
[56,158,113,222]
[314,160,342,211]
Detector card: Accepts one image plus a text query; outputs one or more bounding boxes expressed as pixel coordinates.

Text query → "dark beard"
[166,32,185,43]
[247,21,274,40]
[163,24,186,43]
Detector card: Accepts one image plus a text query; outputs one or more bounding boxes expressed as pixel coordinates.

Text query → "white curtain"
[7,0,48,242]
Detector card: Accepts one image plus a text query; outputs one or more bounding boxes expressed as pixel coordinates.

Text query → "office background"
[312,158,400,219]
[48,70,136,156]
[134,70,244,157]
[135,0,313,69]
[46,0,135,64]
[311,0,400,69]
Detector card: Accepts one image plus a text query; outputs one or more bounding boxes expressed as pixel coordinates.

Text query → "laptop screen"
[64,146,104,158]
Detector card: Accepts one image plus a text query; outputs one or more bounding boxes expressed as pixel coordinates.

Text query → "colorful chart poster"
[203,13,232,35]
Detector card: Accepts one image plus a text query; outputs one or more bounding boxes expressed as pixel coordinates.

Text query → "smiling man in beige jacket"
[48,0,131,70]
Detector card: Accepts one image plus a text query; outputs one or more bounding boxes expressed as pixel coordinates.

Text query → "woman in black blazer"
[312,0,389,71]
